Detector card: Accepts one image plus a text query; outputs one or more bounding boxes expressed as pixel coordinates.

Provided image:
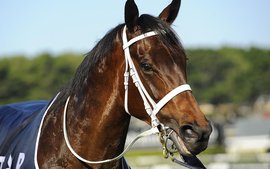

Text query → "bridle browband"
[62,25,195,168]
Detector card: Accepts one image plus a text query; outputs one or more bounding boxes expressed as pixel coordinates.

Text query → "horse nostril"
[180,125,200,143]
[185,128,197,137]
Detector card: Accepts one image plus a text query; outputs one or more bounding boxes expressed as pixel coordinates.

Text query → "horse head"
[36,1,212,168]
[123,0,212,157]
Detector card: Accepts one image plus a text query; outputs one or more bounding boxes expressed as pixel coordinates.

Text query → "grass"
[125,148,164,158]
[125,145,226,158]
[201,145,226,154]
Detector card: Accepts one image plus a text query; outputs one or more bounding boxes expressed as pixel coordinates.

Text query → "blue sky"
[1,0,270,56]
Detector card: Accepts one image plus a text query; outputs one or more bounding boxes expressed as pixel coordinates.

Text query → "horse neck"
[39,36,131,168]
[65,43,131,162]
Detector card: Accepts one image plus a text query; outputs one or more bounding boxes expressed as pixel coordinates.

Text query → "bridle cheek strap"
[122,26,157,114]
[122,26,192,127]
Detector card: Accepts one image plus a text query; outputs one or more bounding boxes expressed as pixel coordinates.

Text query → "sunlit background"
[1,0,270,56]
[1,0,270,168]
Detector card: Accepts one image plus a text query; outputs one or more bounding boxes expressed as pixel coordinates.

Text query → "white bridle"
[122,26,191,127]
[62,25,192,165]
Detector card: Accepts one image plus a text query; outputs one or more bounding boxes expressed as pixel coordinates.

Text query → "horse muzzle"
[167,122,212,156]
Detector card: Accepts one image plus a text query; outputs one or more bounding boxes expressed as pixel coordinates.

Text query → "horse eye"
[140,62,153,72]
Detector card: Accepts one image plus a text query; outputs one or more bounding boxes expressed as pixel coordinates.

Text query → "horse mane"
[52,14,185,108]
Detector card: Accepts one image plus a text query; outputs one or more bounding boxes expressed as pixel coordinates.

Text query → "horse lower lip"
[169,130,192,156]
[168,129,207,169]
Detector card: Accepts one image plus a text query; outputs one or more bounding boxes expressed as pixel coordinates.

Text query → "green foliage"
[0,53,83,104]
[187,47,270,104]
[0,47,269,105]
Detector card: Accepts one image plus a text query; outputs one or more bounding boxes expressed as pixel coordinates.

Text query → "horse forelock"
[138,14,186,57]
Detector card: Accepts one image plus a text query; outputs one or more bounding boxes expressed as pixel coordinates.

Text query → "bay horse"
[0,0,212,168]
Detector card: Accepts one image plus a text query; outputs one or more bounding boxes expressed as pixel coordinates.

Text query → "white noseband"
[122,26,192,127]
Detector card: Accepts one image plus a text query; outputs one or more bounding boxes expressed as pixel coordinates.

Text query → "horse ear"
[125,0,139,32]
[159,0,181,24]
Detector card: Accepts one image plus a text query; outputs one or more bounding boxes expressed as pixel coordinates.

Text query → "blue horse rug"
[0,100,50,169]
[0,95,130,169]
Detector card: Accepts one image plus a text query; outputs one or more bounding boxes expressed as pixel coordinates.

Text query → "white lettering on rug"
[0,153,25,169]
[0,156,5,169]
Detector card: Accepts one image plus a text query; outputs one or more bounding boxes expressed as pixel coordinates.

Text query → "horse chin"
[168,129,193,157]
[168,129,207,168]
